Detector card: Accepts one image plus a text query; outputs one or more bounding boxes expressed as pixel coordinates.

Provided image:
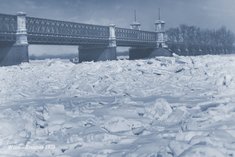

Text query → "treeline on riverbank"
[166,25,235,55]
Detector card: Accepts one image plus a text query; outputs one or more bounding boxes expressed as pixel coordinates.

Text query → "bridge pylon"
[130,10,141,30]
[155,8,167,48]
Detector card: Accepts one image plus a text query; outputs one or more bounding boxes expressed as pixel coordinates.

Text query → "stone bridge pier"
[78,24,117,62]
[129,47,172,60]
[0,12,29,66]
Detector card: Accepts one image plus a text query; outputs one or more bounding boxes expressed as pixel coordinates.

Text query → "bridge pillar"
[79,24,117,62]
[0,12,29,66]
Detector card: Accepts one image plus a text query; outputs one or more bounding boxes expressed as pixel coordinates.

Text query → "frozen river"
[0,55,235,157]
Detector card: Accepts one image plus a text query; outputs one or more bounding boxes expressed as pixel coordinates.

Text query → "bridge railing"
[0,13,17,42]
[26,17,110,45]
[115,27,156,47]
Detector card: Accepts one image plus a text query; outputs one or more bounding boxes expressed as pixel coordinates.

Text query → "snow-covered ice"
[0,55,235,157]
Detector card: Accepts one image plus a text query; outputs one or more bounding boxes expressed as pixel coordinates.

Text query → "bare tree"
[166,25,235,55]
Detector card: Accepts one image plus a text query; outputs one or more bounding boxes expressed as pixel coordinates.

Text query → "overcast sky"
[1,0,235,56]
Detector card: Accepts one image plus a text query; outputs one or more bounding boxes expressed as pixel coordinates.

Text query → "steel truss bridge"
[0,13,157,47]
[0,12,174,66]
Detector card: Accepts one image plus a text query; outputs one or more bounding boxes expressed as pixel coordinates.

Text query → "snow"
[0,55,235,156]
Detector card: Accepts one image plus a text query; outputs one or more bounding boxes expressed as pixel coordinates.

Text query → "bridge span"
[0,12,171,66]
